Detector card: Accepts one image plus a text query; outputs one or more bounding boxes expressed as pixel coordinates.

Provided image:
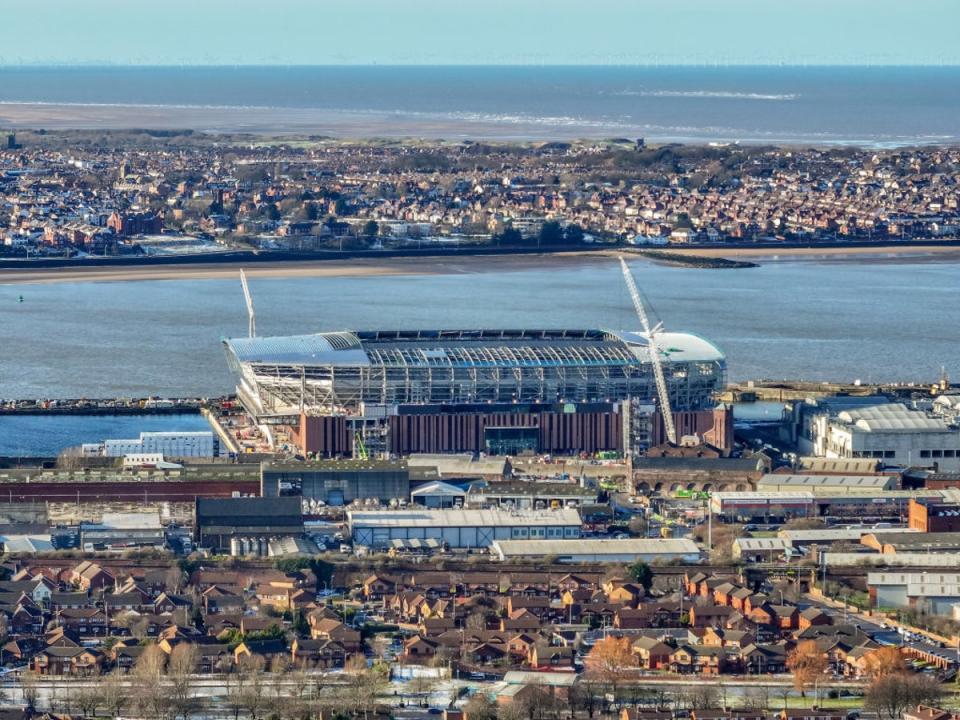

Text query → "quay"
[0,396,220,415]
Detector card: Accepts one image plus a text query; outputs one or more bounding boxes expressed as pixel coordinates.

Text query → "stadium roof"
[224,328,724,368]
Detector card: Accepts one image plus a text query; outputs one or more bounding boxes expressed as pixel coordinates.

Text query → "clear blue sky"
[3,0,958,66]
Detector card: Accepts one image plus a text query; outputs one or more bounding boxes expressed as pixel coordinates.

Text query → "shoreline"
[2,101,958,148]
[3,244,960,285]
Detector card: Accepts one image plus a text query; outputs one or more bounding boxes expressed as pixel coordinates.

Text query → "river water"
[0,258,957,400]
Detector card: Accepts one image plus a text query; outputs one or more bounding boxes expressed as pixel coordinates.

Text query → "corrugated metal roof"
[348,507,582,528]
[492,537,700,556]
[837,403,954,433]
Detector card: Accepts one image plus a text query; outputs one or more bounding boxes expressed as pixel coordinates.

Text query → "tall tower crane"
[239,269,256,338]
[619,257,677,445]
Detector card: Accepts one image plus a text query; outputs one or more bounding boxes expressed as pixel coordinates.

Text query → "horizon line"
[1,62,960,70]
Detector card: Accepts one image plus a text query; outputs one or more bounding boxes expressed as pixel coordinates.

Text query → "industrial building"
[868,572,960,612]
[347,507,582,549]
[489,537,701,563]
[756,474,897,493]
[465,481,597,510]
[908,497,960,533]
[261,459,410,505]
[80,512,165,552]
[194,497,304,552]
[223,327,725,457]
[731,537,791,562]
[83,431,219,458]
[799,403,960,471]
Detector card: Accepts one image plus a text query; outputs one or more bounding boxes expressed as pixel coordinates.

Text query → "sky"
[2,0,959,66]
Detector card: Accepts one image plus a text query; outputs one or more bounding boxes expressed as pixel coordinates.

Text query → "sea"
[0,413,212,457]
[1,258,958,403]
[1,65,960,145]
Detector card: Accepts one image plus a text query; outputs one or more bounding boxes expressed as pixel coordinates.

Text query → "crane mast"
[619,257,677,445]
[239,269,256,338]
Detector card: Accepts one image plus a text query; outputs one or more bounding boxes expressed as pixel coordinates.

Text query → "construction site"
[222,261,729,459]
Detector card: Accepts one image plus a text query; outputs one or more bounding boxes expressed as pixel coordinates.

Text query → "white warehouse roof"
[837,404,954,433]
[490,537,700,561]
[348,507,582,528]
[757,474,895,490]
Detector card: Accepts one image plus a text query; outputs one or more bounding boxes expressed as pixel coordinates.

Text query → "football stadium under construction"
[222,262,728,458]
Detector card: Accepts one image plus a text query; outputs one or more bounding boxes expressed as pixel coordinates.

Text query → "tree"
[628,561,654,593]
[464,693,498,720]
[494,227,523,246]
[865,673,944,720]
[863,646,906,679]
[538,221,564,246]
[585,635,637,703]
[20,671,40,712]
[168,643,200,720]
[99,671,129,719]
[786,640,828,697]
[684,684,720,710]
[343,655,388,720]
[564,223,585,244]
[132,643,170,720]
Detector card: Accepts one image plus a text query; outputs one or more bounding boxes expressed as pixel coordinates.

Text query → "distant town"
[1,130,959,263]
[4,130,960,720]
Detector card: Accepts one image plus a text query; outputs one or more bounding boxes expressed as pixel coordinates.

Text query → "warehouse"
[780,526,914,549]
[868,572,960,612]
[802,403,960,472]
[260,459,409,505]
[732,537,791,562]
[756,474,897,493]
[80,512,165,552]
[489,537,701,563]
[466,481,597,510]
[710,491,814,522]
[195,497,304,552]
[347,507,582,549]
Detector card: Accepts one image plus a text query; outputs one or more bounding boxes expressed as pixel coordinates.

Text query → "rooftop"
[225,328,724,369]
[491,538,700,557]
[347,507,582,528]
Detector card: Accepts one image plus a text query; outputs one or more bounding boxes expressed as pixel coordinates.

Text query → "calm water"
[0,414,212,457]
[2,66,960,145]
[1,259,957,400]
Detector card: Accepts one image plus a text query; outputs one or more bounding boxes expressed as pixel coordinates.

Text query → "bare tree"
[132,643,171,720]
[99,670,129,719]
[168,643,200,720]
[865,674,944,720]
[20,671,40,711]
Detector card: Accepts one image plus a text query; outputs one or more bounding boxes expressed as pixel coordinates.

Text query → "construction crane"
[619,257,677,445]
[239,269,256,338]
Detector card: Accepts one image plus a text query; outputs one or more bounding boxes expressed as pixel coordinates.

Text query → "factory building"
[908,497,960,533]
[347,507,582,549]
[261,460,410,505]
[84,431,219,458]
[194,497,304,552]
[80,512,165,552]
[756,474,897,493]
[868,572,960,613]
[490,538,701,563]
[223,327,725,457]
[800,403,960,471]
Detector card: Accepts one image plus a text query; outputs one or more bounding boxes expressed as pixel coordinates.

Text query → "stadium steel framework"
[223,327,725,423]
